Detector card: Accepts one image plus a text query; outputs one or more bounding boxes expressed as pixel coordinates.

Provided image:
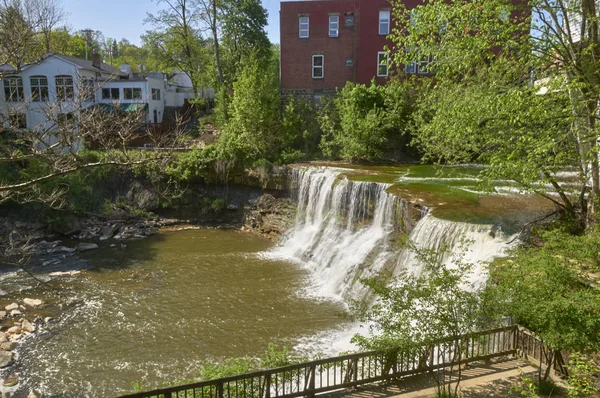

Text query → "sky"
[60,0,281,45]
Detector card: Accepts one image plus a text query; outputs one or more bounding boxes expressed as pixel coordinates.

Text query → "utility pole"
[82,29,94,60]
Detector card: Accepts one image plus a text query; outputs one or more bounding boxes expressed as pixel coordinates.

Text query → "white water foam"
[270,167,518,353]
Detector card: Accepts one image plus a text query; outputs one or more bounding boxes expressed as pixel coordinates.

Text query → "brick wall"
[280,0,357,91]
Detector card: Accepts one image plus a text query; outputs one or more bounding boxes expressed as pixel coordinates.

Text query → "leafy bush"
[280,96,321,160]
[217,51,280,164]
[167,146,218,183]
[567,353,600,398]
[318,80,415,161]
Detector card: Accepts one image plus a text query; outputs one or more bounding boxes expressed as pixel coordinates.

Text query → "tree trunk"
[212,0,224,86]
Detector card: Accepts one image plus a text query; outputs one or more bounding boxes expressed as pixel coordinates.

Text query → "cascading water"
[270,167,517,304]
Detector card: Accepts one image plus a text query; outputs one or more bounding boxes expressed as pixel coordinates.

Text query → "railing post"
[264,374,271,398]
[308,365,316,398]
[353,358,359,382]
[217,381,224,398]
[164,393,172,398]
[513,327,519,357]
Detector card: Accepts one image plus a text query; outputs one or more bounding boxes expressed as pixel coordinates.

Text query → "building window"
[102,88,120,100]
[377,52,389,77]
[3,77,23,102]
[418,59,430,74]
[55,75,74,101]
[405,61,416,74]
[344,13,354,26]
[345,57,354,66]
[30,76,49,102]
[10,113,26,129]
[57,112,75,129]
[379,10,390,35]
[151,88,161,100]
[82,78,95,102]
[312,55,324,79]
[299,16,309,38]
[124,88,142,100]
[329,15,339,37]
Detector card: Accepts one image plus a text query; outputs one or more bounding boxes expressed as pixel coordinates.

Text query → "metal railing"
[118,325,548,398]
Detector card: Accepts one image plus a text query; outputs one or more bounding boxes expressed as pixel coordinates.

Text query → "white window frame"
[152,88,161,100]
[124,87,143,100]
[30,76,49,102]
[379,10,390,35]
[55,75,74,101]
[312,55,324,79]
[299,16,309,38]
[329,15,339,37]
[377,52,389,77]
[4,77,24,102]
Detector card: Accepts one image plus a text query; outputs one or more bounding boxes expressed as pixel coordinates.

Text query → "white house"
[0,53,207,132]
[0,53,124,131]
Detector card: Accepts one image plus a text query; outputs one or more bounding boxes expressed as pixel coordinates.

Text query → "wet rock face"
[243,194,296,241]
[0,351,13,368]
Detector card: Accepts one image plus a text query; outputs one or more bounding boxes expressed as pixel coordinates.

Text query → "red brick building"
[280,0,424,100]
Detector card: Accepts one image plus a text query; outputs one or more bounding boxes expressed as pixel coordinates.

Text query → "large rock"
[4,303,18,312]
[28,390,41,398]
[0,351,13,368]
[1,342,17,351]
[9,310,21,317]
[0,311,6,319]
[49,270,81,277]
[50,246,77,254]
[100,224,120,241]
[76,242,99,252]
[23,298,43,308]
[21,319,35,333]
[6,326,20,335]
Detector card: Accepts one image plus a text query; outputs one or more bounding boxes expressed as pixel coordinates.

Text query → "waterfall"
[270,167,516,303]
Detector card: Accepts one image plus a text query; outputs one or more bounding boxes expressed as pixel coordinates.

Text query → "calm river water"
[7,229,349,397]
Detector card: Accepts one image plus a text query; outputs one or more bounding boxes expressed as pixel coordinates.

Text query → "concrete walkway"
[322,358,566,398]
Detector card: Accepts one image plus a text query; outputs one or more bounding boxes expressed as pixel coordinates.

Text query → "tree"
[318,80,415,161]
[0,0,41,70]
[218,0,269,85]
[388,0,600,228]
[353,246,489,397]
[31,0,66,53]
[217,50,280,163]
[488,228,600,375]
[197,0,223,85]
[144,0,210,98]
[48,28,87,59]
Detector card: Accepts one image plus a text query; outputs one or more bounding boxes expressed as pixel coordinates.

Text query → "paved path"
[322,358,566,398]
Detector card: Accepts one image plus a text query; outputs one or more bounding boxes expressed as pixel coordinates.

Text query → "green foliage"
[218,0,271,86]
[566,353,600,398]
[198,344,306,382]
[214,86,232,127]
[488,229,600,353]
[510,371,558,398]
[318,81,414,161]
[281,96,321,160]
[167,146,218,183]
[353,245,488,396]
[217,51,280,164]
[389,0,600,224]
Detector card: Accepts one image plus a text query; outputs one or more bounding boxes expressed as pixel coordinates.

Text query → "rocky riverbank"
[0,298,46,398]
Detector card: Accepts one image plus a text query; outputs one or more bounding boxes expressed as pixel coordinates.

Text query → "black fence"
[119,324,566,398]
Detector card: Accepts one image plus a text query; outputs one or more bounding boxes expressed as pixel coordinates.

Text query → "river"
[3,229,349,397]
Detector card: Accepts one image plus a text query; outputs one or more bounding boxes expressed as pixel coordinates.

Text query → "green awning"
[99,103,149,112]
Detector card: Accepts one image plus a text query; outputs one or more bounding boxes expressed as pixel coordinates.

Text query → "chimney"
[92,52,101,68]
[120,63,131,76]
